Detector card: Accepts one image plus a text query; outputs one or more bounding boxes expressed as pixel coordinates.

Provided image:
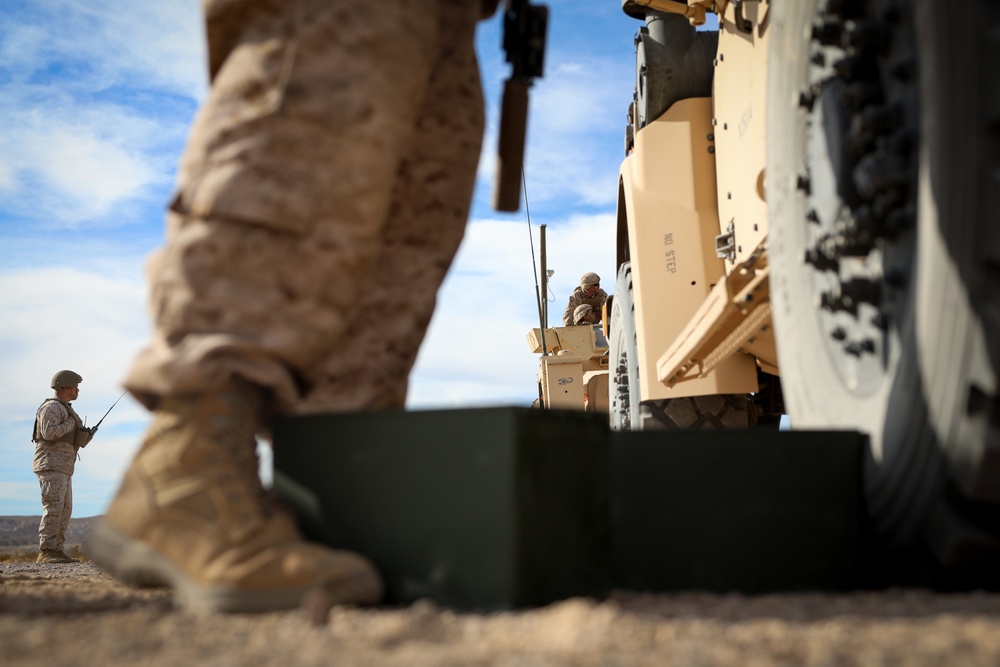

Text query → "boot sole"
[88,522,340,613]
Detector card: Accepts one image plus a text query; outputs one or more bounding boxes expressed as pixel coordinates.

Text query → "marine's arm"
[37,402,78,441]
[595,288,609,321]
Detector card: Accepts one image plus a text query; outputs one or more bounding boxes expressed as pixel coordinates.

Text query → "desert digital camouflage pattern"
[93,0,501,614]
[36,471,73,552]
[125,0,491,414]
[33,399,81,475]
[562,286,609,326]
[33,398,83,552]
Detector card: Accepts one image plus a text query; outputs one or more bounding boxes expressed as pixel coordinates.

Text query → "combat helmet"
[51,370,83,389]
[579,272,601,287]
[573,304,594,324]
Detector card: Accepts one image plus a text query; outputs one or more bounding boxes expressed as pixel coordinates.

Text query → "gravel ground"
[4,561,1000,666]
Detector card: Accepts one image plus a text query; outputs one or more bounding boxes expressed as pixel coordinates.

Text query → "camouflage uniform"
[91,0,501,613]
[562,286,609,326]
[124,0,496,414]
[32,398,83,552]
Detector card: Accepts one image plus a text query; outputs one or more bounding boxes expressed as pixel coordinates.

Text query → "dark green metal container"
[273,407,611,610]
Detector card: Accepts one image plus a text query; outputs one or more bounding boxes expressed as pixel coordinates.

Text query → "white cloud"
[0,158,13,190]
[0,80,194,224]
[0,23,47,82]
[0,266,150,421]
[2,0,206,100]
[3,109,165,223]
[0,0,205,226]
[525,59,633,208]
[0,480,40,503]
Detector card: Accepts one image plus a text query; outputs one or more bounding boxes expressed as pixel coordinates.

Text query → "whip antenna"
[524,170,549,358]
[94,389,129,429]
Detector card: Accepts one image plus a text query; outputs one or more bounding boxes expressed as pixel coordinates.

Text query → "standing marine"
[562,272,608,326]
[32,370,96,564]
[91,0,504,614]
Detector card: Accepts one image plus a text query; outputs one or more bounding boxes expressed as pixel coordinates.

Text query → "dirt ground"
[3,561,1000,666]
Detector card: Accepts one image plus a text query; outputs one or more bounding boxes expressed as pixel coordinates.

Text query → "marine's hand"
[77,425,97,447]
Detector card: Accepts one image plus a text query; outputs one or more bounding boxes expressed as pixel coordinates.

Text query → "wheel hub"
[799,0,918,395]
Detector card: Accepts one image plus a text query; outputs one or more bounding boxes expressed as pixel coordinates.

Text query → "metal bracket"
[656,242,772,387]
[734,0,754,33]
[715,220,736,262]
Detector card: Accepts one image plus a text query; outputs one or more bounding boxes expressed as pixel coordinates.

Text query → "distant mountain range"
[0,515,100,547]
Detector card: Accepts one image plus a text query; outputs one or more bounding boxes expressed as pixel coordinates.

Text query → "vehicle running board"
[656,242,777,387]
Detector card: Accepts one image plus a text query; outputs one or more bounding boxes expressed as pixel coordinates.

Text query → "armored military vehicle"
[608,0,999,569]
[528,322,610,413]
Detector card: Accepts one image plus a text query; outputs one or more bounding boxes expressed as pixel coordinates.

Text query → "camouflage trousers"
[36,471,73,551]
[125,0,486,414]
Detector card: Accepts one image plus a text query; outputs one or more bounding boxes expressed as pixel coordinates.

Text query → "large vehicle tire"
[609,262,755,431]
[768,0,1000,567]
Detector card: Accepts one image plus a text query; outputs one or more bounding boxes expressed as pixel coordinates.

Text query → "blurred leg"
[297,0,484,412]
[125,0,441,411]
[97,0,492,613]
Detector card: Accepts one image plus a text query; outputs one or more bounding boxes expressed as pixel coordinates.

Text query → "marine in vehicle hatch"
[562,272,608,326]
[573,303,599,326]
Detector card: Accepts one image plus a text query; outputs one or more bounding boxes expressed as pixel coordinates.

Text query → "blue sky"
[0,1,671,518]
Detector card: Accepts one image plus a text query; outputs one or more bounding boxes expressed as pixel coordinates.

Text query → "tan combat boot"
[89,382,382,613]
[37,549,75,564]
